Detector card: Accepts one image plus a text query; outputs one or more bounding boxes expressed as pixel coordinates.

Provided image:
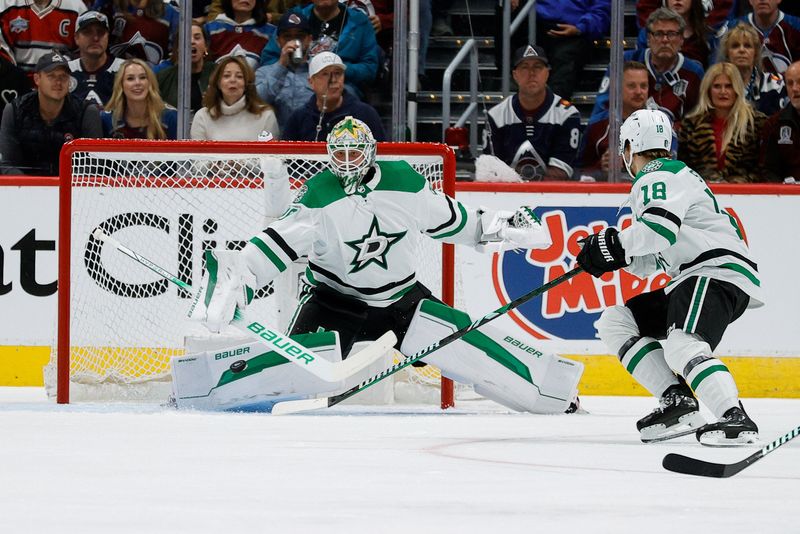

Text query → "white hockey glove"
[479,206,552,250]
[260,156,291,224]
[188,250,257,333]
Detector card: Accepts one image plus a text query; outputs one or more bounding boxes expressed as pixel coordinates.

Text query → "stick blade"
[662,453,731,478]
[270,398,328,416]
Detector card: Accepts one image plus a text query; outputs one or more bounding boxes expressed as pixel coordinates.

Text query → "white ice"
[0,389,797,534]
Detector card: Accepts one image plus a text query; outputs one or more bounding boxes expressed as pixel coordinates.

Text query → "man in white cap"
[282,51,386,141]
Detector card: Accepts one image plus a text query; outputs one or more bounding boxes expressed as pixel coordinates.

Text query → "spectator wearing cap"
[255,11,315,129]
[259,0,380,99]
[69,11,125,108]
[483,44,581,181]
[494,0,610,100]
[590,7,704,129]
[156,22,215,112]
[204,0,276,68]
[0,52,102,175]
[0,0,86,79]
[761,60,800,182]
[281,51,385,141]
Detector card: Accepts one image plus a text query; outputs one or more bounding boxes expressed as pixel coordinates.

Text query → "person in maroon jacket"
[761,60,800,182]
[637,0,735,29]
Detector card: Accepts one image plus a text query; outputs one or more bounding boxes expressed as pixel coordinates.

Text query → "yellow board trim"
[569,354,800,398]
[2,347,800,398]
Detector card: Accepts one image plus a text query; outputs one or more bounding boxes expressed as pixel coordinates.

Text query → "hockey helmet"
[326,116,377,194]
[619,109,673,178]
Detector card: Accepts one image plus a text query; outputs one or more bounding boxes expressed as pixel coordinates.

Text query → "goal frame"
[56,139,456,407]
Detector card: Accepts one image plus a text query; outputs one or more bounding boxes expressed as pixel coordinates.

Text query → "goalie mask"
[619,109,673,179]
[326,116,377,194]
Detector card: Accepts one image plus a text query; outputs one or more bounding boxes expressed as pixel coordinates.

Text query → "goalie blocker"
[172,297,583,414]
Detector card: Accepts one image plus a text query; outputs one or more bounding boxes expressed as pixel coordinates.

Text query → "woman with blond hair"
[716,21,787,116]
[101,58,178,139]
[190,55,279,141]
[678,62,767,183]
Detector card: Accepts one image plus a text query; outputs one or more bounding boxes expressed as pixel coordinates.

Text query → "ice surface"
[0,389,797,533]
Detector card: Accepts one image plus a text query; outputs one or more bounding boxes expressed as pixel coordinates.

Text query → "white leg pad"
[663,329,739,418]
[596,306,678,397]
[400,300,584,414]
[173,331,344,411]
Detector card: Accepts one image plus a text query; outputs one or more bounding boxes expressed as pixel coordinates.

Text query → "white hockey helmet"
[619,109,673,178]
[326,116,377,194]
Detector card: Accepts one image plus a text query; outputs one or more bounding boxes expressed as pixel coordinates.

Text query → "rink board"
[1,178,798,396]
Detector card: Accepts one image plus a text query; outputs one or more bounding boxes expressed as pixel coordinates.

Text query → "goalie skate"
[696,403,759,447]
[637,383,706,443]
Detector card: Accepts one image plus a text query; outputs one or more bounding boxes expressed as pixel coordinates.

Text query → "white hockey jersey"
[242,161,482,306]
[619,158,764,308]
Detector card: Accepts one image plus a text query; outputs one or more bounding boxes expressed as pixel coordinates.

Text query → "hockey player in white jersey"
[180,116,584,414]
[577,109,763,446]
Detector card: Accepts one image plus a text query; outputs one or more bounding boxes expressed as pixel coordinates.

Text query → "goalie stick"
[92,229,396,383]
[271,266,584,415]
[662,425,800,478]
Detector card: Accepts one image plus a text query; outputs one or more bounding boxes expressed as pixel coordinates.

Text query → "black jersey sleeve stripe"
[425,194,457,235]
[679,248,758,272]
[309,263,416,295]
[642,207,681,228]
[265,227,298,261]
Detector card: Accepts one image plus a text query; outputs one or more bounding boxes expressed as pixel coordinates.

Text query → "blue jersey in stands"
[744,68,788,117]
[590,48,705,127]
[484,88,581,180]
[68,55,124,108]
[718,11,800,74]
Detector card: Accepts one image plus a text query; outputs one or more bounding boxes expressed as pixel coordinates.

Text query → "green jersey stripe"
[431,202,468,239]
[625,340,662,374]
[690,363,730,390]
[684,276,708,333]
[250,236,287,272]
[640,217,677,245]
[719,262,761,287]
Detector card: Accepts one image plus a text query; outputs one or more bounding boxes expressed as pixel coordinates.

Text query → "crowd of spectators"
[485,0,800,184]
[0,0,797,184]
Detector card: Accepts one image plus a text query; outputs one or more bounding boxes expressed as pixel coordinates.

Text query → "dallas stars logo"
[345,216,407,273]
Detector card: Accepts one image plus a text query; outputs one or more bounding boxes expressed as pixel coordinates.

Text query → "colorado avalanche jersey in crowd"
[0,0,86,74]
[718,11,800,74]
[107,2,179,65]
[620,158,763,308]
[204,15,275,68]
[241,161,482,307]
[68,55,124,107]
[760,104,800,182]
[591,48,705,126]
[484,88,581,180]
[744,69,787,116]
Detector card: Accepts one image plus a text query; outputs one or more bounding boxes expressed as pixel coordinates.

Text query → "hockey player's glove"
[479,206,552,250]
[576,228,629,277]
[189,250,256,333]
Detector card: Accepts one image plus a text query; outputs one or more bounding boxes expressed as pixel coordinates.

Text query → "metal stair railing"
[441,38,479,157]
[501,0,537,96]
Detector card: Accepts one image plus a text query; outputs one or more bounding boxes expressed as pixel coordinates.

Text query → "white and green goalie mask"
[326,116,377,194]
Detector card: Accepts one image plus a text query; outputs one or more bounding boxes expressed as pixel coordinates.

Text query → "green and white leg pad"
[172,330,345,411]
[400,300,584,413]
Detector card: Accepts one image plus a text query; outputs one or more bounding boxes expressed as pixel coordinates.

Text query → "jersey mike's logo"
[492,207,669,341]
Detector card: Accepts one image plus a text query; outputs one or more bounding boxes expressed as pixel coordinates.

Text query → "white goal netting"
[48,140,459,405]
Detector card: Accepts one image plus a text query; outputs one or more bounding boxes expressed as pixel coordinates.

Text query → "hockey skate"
[637,382,706,443]
[696,402,759,447]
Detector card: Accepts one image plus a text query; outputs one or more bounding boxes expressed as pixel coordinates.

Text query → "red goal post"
[52,139,456,407]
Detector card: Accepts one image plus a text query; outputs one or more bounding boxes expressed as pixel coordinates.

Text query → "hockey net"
[48,140,458,406]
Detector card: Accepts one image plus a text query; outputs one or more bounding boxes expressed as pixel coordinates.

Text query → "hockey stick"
[271,266,583,414]
[662,425,800,478]
[93,229,396,383]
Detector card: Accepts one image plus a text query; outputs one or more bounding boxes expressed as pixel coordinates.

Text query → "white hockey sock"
[685,358,739,419]
[619,337,679,398]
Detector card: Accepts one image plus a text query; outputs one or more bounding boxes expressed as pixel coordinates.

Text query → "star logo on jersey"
[345,216,407,273]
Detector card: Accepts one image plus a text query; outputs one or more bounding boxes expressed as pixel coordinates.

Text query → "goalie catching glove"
[189,250,256,333]
[576,227,629,277]
[479,206,552,250]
